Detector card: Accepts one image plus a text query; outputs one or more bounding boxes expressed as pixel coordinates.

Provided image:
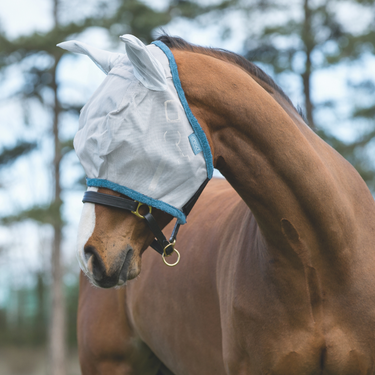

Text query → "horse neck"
[175,51,375,262]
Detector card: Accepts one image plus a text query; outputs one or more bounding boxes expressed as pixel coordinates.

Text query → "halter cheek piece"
[82,179,209,267]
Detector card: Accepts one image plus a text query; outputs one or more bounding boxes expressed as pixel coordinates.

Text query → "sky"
[0,0,53,38]
[0,0,374,300]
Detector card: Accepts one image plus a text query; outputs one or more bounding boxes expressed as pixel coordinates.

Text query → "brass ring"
[131,201,152,219]
[162,248,180,267]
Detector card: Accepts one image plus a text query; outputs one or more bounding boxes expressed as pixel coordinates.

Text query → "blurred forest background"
[0,0,374,374]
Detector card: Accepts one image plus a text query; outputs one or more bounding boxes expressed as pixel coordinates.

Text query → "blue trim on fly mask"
[86,178,187,224]
[152,40,214,179]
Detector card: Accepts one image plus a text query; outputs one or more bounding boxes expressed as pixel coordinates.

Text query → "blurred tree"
[0,0,220,373]
[242,0,374,124]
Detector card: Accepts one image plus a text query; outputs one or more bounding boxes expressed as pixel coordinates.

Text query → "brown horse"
[77,36,375,374]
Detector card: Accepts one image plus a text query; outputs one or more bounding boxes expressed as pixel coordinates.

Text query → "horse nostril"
[84,244,96,262]
[84,245,105,280]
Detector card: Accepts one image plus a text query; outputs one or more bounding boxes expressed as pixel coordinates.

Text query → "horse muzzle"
[83,244,134,288]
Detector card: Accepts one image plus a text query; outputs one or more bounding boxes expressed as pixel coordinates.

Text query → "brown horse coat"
[77,38,375,375]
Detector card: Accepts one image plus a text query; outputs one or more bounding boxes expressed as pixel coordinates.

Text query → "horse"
[72,36,375,374]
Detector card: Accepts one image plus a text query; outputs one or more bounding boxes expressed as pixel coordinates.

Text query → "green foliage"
[61,138,74,156]
[97,0,227,43]
[0,274,79,347]
[1,201,63,226]
[244,1,375,71]
[65,277,79,346]
[0,141,36,167]
[101,0,173,43]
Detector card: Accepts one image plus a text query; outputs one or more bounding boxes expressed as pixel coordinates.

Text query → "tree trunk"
[302,0,315,129]
[50,224,66,375]
[49,0,66,374]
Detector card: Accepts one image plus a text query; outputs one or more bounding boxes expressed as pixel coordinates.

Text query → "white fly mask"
[57,35,213,224]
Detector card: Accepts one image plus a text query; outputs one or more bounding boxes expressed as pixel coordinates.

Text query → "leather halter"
[82,178,209,265]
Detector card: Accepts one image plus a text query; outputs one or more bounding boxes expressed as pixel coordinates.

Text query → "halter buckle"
[131,201,152,219]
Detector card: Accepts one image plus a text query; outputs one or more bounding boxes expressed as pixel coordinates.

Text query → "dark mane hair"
[157,35,297,113]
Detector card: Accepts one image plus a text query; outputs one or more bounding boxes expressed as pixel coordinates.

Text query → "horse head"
[58,35,212,288]
[77,187,174,288]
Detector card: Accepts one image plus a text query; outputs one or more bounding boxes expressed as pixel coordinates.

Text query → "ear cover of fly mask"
[120,34,167,91]
[57,40,125,74]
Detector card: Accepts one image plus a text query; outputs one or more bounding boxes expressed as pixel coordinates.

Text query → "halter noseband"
[82,178,209,267]
[82,191,180,266]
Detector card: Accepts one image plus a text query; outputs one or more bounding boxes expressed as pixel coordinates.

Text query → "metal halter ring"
[162,241,180,267]
[131,201,152,219]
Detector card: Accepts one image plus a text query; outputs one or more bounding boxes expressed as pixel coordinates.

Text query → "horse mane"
[157,35,298,114]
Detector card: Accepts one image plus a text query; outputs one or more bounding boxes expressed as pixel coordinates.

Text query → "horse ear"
[119,34,167,91]
[57,40,123,74]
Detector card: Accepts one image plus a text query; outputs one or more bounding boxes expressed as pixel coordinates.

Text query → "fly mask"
[57,35,213,265]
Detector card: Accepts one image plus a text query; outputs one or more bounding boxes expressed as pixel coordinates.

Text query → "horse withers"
[63,35,375,374]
